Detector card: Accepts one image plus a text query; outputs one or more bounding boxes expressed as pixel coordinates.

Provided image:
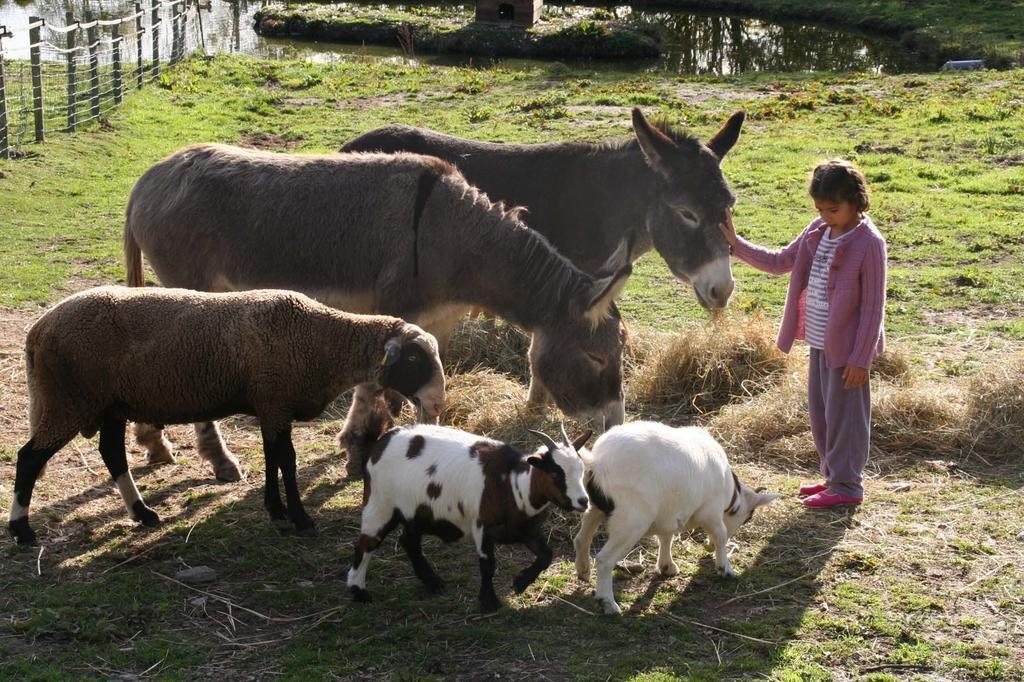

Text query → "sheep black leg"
[478,536,501,613]
[262,424,315,537]
[399,525,444,594]
[263,446,288,524]
[9,438,65,546]
[513,532,553,594]
[99,415,160,528]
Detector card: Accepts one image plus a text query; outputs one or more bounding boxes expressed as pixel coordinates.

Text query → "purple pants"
[808,348,870,498]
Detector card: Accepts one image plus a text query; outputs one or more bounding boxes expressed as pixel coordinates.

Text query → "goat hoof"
[597,598,622,615]
[659,563,680,577]
[717,565,736,579]
[350,586,372,603]
[423,577,445,595]
[132,501,161,527]
[293,521,318,538]
[9,518,37,546]
[512,575,533,595]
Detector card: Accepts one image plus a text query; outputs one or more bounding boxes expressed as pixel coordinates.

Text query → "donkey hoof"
[132,501,161,527]
[9,518,38,546]
[214,458,243,483]
[147,447,175,466]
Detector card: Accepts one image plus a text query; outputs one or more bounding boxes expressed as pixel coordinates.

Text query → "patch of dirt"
[670,83,773,104]
[238,132,304,151]
[338,93,410,110]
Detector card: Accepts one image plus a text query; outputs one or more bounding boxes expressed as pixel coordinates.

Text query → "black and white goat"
[346,405,590,612]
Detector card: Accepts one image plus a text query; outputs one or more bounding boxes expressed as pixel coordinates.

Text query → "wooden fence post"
[86,11,99,119]
[65,11,76,132]
[29,16,43,142]
[112,23,122,105]
[0,32,9,159]
[135,2,144,89]
[172,1,180,63]
[151,0,160,79]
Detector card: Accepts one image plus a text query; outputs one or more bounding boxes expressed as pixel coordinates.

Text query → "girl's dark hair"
[809,159,870,212]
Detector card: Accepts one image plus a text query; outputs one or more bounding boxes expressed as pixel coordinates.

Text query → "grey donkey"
[124,147,631,480]
[342,107,744,309]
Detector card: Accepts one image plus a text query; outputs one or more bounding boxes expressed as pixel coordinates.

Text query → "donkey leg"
[9,436,70,545]
[526,333,551,407]
[101,414,160,527]
[338,383,379,479]
[194,421,243,482]
[134,422,175,465]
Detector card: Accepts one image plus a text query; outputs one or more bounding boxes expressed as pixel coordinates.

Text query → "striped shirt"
[804,229,848,349]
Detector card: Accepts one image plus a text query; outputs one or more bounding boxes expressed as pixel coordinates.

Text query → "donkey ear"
[571,430,593,452]
[583,263,631,326]
[597,236,633,276]
[707,111,745,160]
[632,108,676,178]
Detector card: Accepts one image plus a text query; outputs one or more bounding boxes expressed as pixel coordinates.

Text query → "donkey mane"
[448,179,596,327]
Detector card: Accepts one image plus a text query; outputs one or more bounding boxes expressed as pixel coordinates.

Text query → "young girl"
[719,159,887,507]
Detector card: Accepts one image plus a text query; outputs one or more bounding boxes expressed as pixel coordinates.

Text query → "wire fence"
[0,0,206,158]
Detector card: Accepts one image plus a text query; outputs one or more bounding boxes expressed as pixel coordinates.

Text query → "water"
[0,0,933,73]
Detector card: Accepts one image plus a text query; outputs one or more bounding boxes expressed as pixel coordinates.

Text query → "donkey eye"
[408,352,420,363]
[679,208,698,223]
[586,352,606,367]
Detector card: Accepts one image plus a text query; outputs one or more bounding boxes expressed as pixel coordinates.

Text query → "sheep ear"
[571,430,593,453]
[382,339,402,366]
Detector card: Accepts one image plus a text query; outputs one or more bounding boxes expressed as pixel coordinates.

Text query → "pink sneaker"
[798,482,827,497]
[802,490,862,508]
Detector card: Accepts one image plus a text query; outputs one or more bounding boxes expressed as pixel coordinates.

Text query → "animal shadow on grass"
[591,505,853,672]
[7,437,356,570]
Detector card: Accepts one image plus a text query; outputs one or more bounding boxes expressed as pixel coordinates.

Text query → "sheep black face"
[526,428,592,512]
[379,328,445,419]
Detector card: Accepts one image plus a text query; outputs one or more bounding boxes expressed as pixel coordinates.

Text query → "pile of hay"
[961,353,1024,461]
[445,317,530,382]
[428,311,1023,469]
[629,312,788,414]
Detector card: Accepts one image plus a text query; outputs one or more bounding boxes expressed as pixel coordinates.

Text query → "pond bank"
[254,4,661,59]
[651,0,1024,68]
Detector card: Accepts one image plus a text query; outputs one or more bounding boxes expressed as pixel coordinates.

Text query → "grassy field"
[1,55,1022,680]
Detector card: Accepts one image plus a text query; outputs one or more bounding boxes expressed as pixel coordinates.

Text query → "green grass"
[1,54,1023,679]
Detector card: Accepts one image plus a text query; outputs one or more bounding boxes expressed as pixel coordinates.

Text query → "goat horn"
[526,429,559,453]
[559,421,571,447]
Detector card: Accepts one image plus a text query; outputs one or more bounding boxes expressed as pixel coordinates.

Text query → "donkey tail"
[124,214,144,288]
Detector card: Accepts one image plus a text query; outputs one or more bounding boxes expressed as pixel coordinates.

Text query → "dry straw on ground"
[627,311,788,413]
[442,313,1022,468]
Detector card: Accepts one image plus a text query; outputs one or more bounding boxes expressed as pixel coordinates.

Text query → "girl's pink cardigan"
[731,216,887,369]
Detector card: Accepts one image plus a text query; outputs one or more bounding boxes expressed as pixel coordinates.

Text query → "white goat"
[573,421,779,614]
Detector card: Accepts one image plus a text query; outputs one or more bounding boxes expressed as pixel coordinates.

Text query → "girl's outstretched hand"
[719,207,738,247]
[842,364,869,389]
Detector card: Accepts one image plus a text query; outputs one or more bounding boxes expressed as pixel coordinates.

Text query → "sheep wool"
[9,285,445,546]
